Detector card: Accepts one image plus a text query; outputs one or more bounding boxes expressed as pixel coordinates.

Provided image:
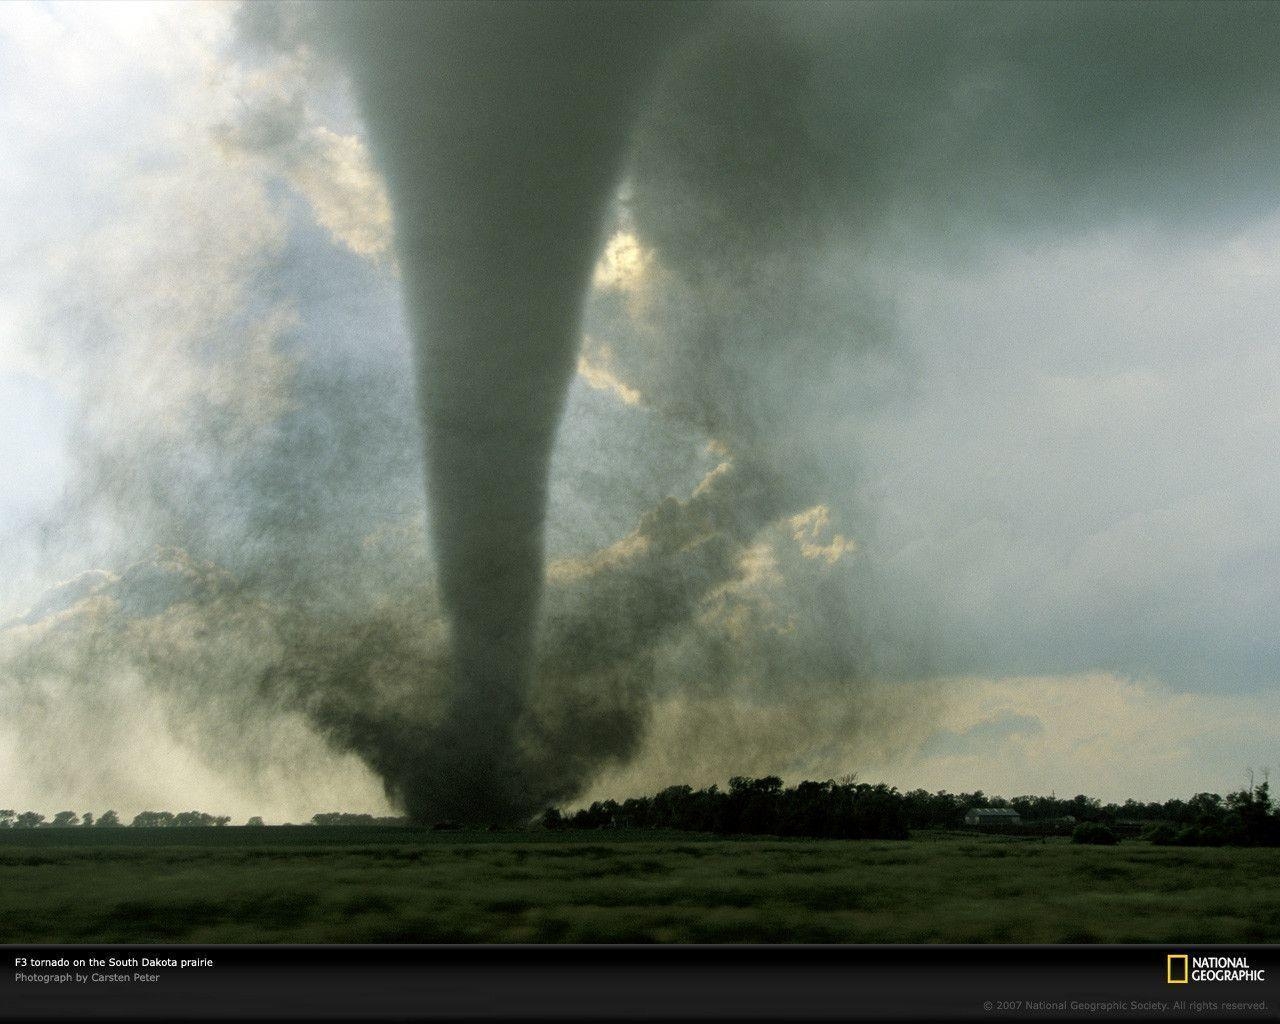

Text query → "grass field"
[1,827,1275,943]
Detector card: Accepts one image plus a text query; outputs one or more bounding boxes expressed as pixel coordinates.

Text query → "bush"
[1174,825,1227,847]
[1145,823,1177,845]
[1072,823,1119,845]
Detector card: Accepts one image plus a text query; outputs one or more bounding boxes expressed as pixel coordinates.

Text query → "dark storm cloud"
[612,0,1280,438]
[795,0,1280,237]
[596,0,1280,694]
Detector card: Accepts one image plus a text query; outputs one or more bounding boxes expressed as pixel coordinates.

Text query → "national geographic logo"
[1167,954,1266,984]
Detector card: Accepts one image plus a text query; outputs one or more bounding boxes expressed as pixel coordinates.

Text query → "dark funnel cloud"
[323,2,701,821]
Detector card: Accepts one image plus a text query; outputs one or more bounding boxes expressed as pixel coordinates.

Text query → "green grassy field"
[0,827,1275,943]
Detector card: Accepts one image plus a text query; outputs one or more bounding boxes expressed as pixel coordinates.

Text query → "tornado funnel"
[329,1,694,821]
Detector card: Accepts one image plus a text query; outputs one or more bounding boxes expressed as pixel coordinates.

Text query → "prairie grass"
[0,828,1274,943]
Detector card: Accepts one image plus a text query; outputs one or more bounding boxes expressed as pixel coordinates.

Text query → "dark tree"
[131,811,175,828]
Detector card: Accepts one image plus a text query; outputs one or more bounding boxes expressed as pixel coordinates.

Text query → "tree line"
[545,776,910,839]
[0,810,231,828]
[3,775,1276,845]
[542,775,1280,846]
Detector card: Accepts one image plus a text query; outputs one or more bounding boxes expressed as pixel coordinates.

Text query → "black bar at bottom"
[2,945,1275,1021]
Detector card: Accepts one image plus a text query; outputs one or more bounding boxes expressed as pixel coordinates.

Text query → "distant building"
[965,808,1021,827]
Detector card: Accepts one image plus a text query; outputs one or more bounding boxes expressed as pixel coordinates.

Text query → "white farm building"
[964,808,1021,827]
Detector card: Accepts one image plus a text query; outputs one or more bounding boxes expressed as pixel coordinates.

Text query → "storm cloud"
[3,1,1280,819]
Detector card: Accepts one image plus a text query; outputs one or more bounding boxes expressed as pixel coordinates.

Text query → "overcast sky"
[1,1,1278,818]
